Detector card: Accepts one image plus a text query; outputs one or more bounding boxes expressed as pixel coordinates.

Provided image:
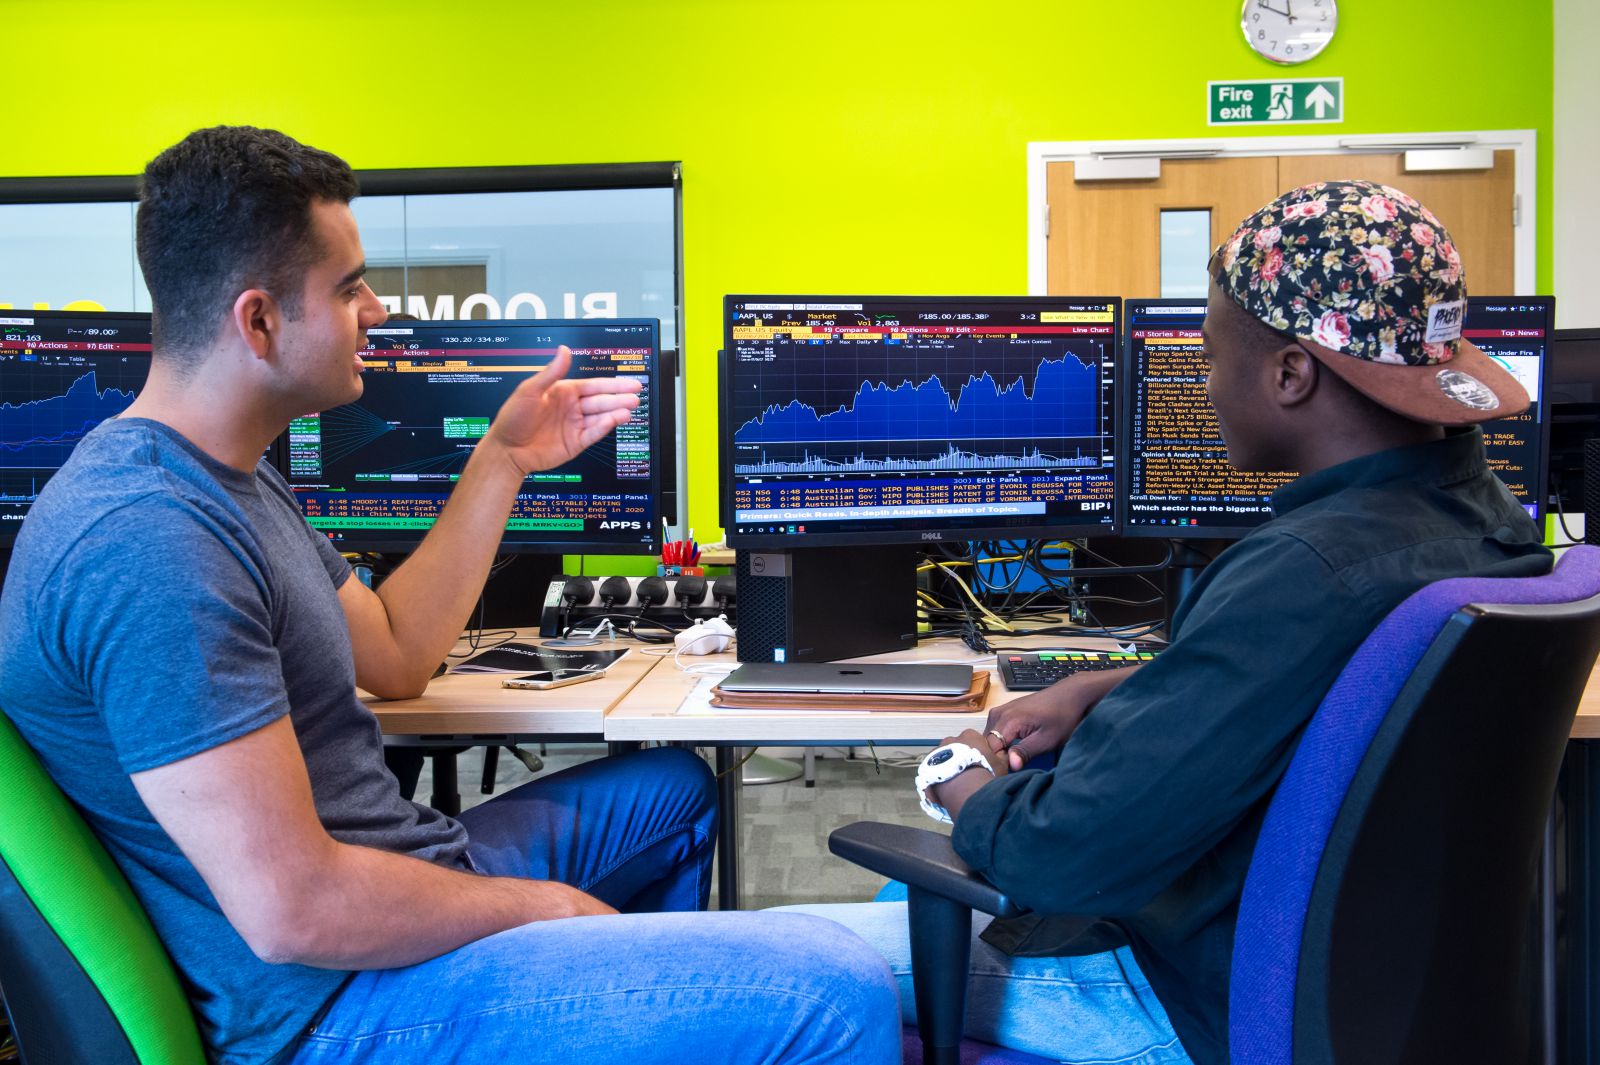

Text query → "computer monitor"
[1548,328,1600,515]
[1,309,153,547]
[1122,297,1553,537]
[279,318,661,554]
[722,295,1122,548]
[1469,298,1553,521]
[1122,299,1293,537]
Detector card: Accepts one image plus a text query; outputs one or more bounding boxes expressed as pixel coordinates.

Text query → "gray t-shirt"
[0,418,468,1065]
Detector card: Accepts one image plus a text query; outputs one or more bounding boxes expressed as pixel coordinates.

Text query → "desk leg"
[1564,741,1600,1065]
[716,747,742,911]
[429,751,461,818]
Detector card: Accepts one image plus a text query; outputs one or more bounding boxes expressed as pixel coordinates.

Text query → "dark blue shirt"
[955,429,1552,1064]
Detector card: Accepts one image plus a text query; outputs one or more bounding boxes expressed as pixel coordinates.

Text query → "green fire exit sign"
[1208,78,1343,126]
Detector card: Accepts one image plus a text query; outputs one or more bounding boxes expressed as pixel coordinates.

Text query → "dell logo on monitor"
[921,532,945,541]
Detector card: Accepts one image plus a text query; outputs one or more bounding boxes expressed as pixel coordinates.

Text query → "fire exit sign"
[1208,78,1343,126]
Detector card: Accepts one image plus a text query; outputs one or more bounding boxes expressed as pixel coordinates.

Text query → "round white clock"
[1241,0,1338,65]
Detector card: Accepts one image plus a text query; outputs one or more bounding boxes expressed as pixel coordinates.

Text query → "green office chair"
[0,711,204,1064]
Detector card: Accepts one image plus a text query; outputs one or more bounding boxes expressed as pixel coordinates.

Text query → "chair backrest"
[0,712,205,1065]
[1230,545,1600,1065]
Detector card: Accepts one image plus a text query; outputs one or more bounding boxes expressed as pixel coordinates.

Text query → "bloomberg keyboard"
[997,649,1161,692]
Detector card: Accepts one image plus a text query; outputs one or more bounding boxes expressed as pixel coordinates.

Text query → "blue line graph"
[1,370,137,468]
[734,355,1098,447]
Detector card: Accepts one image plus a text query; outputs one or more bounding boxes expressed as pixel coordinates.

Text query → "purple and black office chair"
[832,545,1600,1065]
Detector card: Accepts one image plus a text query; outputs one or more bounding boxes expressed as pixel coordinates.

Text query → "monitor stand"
[1163,540,1227,637]
[475,554,565,630]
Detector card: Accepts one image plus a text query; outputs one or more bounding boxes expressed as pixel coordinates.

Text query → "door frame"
[1026,130,1538,295]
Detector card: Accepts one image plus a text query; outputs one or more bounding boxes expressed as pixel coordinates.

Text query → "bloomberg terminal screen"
[0,311,152,542]
[282,319,659,553]
[1124,298,1550,537]
[725,296,1119,547]
[1123,302,1293,535]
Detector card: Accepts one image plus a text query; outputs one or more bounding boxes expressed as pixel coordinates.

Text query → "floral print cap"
[1211,179,1529,425]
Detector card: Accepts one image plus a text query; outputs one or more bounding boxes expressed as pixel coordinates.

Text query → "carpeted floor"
[412,743,942,910]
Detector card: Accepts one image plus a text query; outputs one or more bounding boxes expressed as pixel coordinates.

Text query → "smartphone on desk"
[501,669,604,691]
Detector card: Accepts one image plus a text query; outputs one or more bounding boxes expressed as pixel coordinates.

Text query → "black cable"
[959,619,993,654]
[447,628,518,658]
[1553,479,1584,544]
[561,612,687,639]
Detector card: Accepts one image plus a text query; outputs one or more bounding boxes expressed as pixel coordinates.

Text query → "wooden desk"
[606,635,1119,908]
[366,633,657,739]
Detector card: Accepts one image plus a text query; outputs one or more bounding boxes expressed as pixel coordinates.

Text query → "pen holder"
[658,564,705,577]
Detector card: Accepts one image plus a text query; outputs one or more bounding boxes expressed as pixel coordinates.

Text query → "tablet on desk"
[719,663,974,697]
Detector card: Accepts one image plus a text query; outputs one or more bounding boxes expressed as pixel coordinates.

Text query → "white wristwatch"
[915,742,995,825]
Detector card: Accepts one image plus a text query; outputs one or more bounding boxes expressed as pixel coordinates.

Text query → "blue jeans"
[775,899,1190,1065]
[288,747,899,1064]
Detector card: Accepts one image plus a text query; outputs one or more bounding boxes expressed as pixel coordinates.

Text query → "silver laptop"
[719,663,973,696]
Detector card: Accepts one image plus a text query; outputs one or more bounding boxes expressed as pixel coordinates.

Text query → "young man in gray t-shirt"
[0,126,897,1065]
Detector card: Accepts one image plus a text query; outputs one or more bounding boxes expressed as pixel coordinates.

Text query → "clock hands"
[1256,0,1295,19]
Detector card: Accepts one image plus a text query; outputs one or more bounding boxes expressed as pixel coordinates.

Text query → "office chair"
[832,545,1600,1065]
[0,711,205,1065]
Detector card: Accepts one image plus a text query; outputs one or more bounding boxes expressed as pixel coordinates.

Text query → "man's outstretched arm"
[342,346,640,699]
[132,715,614,970]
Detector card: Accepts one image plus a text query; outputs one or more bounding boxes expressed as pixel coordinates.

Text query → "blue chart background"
[1,368,139,471]
[734,354,1098,446]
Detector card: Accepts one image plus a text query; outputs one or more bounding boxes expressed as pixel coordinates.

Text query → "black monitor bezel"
[1550,328,1600,395]
[0,307,154,549]
[1120,296,1556,538]
[721,293,1123,550]
[275,317,663,556]
[1495,297,1554,526]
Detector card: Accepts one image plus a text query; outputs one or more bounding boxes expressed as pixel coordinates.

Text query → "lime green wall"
[8,0,1555,545]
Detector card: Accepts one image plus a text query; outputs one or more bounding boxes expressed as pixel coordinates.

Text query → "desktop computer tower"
[734,545,919,663]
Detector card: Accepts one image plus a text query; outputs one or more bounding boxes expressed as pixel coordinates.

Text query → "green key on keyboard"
[998,650,1160,692]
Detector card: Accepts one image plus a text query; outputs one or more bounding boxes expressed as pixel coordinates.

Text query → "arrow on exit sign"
[1208,78,1344,126]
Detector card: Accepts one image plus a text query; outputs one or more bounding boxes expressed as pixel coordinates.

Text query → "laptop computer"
[719,663,974,696]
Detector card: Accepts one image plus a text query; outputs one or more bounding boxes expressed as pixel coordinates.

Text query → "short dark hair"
[136,126,359,361]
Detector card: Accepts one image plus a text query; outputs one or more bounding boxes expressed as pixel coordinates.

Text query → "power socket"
[539,574,736,636]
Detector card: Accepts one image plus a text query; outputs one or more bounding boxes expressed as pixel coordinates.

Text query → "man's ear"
[231,289,279,363]
[1272,344,1319,407]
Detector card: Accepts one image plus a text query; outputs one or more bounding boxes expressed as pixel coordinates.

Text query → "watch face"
[928,748,954,766]
[1241,0,1337,65]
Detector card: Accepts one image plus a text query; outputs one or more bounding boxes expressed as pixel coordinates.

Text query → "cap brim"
[1301,338,1531,426]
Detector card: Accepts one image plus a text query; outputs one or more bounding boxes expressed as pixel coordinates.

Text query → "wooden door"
[1046,157,1280,299]
[1047,151,1517,298]
[1277,151,1515,295]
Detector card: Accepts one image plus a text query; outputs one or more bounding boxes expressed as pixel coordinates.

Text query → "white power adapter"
[674,615,734,655]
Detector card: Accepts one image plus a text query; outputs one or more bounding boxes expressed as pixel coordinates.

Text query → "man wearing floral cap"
[789,181,1553,1065]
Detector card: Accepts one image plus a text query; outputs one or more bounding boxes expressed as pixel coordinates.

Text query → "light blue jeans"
[287,747,899,1064]
[775,898,1191,1065]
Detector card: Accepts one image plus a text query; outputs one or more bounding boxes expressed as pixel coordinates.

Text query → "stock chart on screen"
[0,310,152,543]
[281,319,660,554]
[724,296,1120,547]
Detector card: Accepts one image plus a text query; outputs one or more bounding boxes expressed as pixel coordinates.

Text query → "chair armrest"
[829,821,1023,918]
